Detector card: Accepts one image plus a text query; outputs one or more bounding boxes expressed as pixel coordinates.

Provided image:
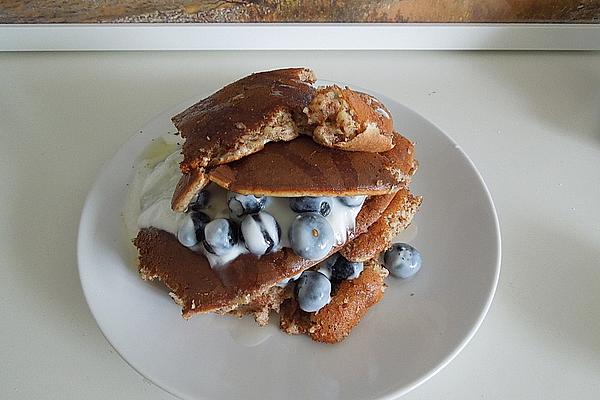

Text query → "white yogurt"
[123,134,183,238]
[137,149,186,235]
[196,242,248,269]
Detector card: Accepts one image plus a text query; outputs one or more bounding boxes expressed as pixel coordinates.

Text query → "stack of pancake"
[133,68,422,343]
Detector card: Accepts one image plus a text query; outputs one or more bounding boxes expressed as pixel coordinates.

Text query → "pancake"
[207,135,415,197]
[352,192,396,236]
[341,188,423,262]
[135,229,313,317]
[171,67,316,211]
[171,168,209,214]
[305,86,395,153]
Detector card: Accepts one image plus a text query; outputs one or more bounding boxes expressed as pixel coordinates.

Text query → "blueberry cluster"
[294,243,423,313]
[177,190,368,265]
[177,190,281,258]
[294,253,364,313]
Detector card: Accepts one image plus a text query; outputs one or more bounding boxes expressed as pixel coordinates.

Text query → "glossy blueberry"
[289,197,332,217]
[177,214,198,248]
[331,256,364,281]
[316,253,339,279]
[383,243,422,279]
[188,190,210,212]
[296,271,331,313]
[240,211,281,256]
[227,192,267,219]
[339,195,367,207]
[191,211,211,242]
[289,213,334,260]
[203,218,239,255]
[177,212,210,247]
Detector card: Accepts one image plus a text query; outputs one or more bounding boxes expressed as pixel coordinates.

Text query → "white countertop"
[1,50,599,399]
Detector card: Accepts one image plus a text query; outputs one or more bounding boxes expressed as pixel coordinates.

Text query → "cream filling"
[123,134,182,238]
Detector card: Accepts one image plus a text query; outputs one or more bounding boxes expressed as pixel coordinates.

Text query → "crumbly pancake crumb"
[225,285,292,326]
[304,86,395,152]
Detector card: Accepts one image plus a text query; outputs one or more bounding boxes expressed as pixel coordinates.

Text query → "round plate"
[78,81,500,400]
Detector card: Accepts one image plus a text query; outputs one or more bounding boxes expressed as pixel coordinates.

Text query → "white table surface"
[1,50,599,400]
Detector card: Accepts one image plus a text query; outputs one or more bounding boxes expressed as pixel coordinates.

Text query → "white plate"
[78,81,501,400]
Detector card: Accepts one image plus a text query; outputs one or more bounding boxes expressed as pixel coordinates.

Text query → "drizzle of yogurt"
[123,134,182,238]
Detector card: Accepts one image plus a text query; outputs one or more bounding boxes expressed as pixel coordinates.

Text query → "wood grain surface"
[1,0,599,23]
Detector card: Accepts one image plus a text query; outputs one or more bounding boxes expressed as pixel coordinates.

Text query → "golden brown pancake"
[173,67,316,173]
[341,188,423,262]
[135,229,314,317]
[171,68,316,211]
[208,135,415,197]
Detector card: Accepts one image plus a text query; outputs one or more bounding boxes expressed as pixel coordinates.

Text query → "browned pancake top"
[207,135,415,196]
[342,88,393,134]
[172,68,316,173]
[135,228,314,316]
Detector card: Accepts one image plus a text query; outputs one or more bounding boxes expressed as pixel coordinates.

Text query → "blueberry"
[339,195,367,207]
[189,190,210,211]
[289,197,332,217]
[316,253,339,279]
[203,218,239,255]
[191,211,210,242]
[331,256,364,281]
[240,211,281,256]
[177,214,198,248]
[383,243,422,279]
[227,192,267,219]
[289,213,335,260]
[177,212,210,247]
[296,271,331,313]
